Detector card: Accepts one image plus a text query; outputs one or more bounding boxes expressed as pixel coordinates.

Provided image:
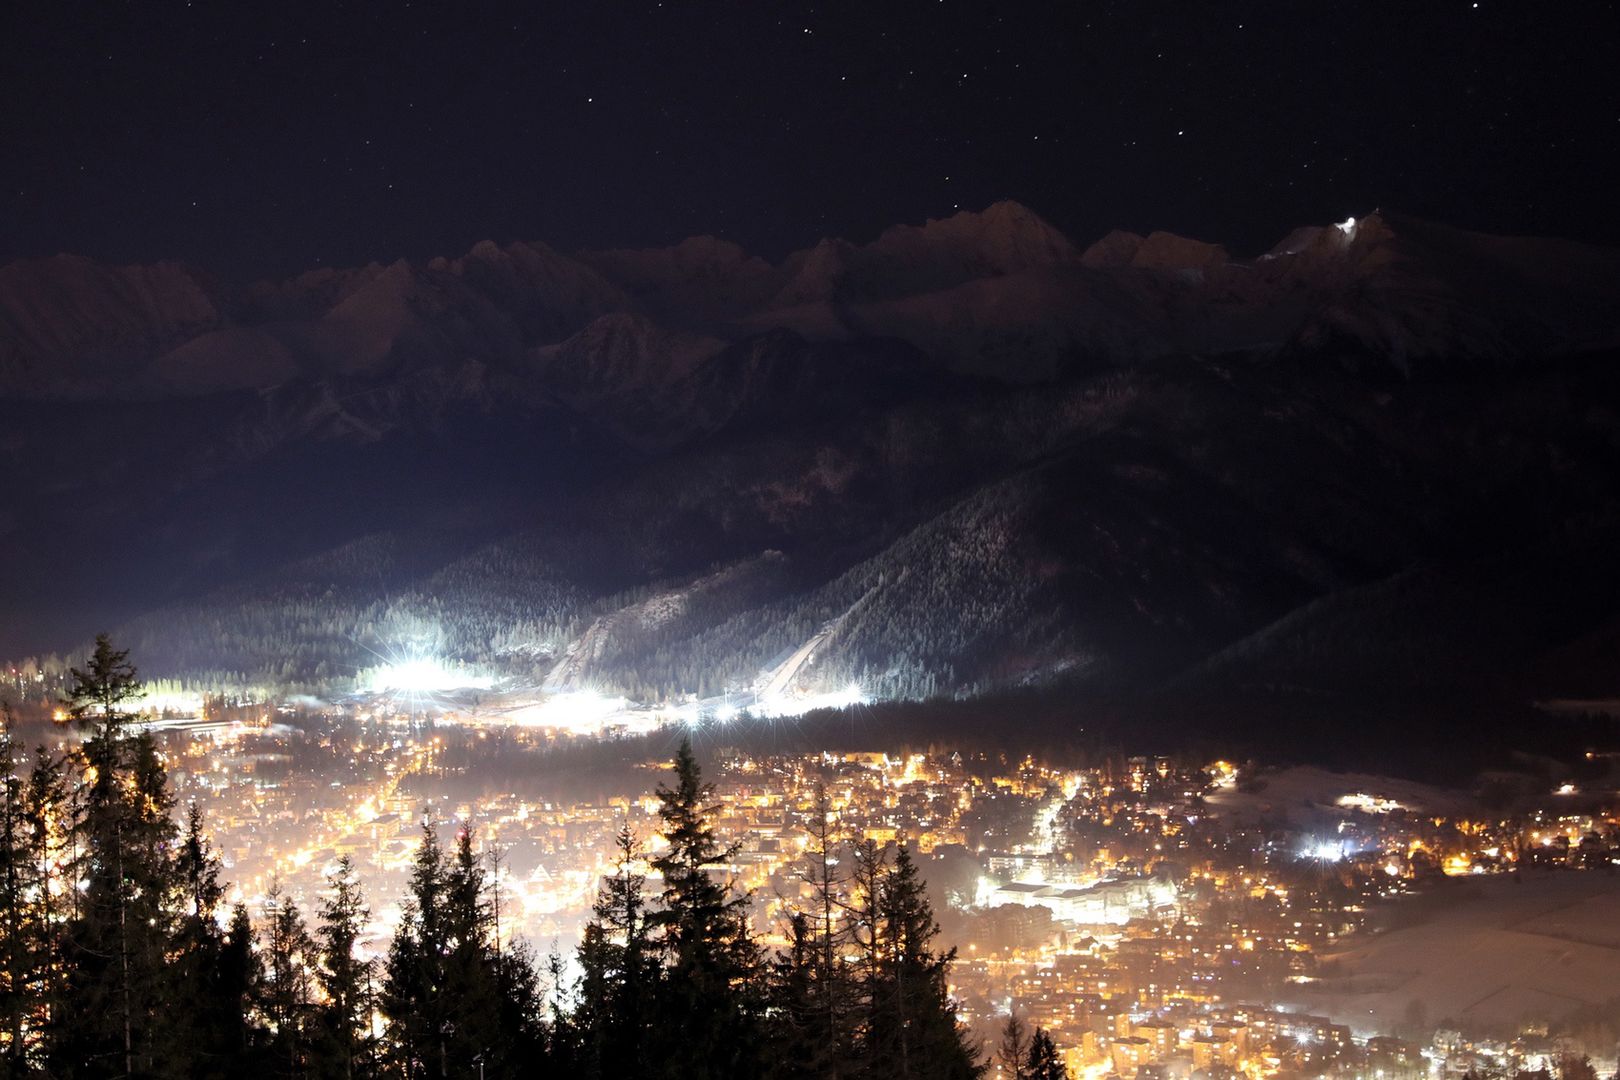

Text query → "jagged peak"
[1265,226,1327,259]
[1080,230,1147,268]
[586,233,757,266]
[8,204,1618,404]
[448,237,577,270]
[765,203,1076,308]
[797,235,857,265]
[1078,227,1227,272]
[978,198,1076,244]
[554,309,686,345]
[1260,210,1390,262]
[882,198,1059,233]
[867,200,1076,268]
[1131,231,1229,271]
[574,234,776,316]
[668,233,753,260]
[0,253,217,296]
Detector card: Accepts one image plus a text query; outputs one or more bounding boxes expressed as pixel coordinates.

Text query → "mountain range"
[3,202,1618,736]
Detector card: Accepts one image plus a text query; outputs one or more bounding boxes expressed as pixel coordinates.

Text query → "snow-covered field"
[1292,873,1620,1035]
[1206,766,1480,825]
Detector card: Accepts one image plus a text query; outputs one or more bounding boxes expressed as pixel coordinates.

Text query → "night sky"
[4,1,1616,279]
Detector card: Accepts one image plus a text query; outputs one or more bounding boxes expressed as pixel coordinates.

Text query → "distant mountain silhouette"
[2,204,1618,737]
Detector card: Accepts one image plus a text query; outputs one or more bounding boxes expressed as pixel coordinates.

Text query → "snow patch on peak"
[578,235,779,322]
[1083,229,1227,273]
[1130,232,1229,272]
[463,238,507,263]
[1265,226,1327,259]
[1081,230,1147,268]
[0,255,224,395]
[771,237,859,307]
[529,311,721,404]
[767,202,1077,309]
[868,199,1077,275]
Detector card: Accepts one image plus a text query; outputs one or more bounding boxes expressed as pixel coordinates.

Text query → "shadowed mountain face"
[3,204,1619,728]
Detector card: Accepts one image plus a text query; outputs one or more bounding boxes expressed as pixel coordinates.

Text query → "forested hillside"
[4,206,1619,723]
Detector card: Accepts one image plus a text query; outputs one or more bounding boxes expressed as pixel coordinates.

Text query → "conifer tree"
[847,837,887,1046]
[488,936,549,1079]
[769,786,856,1079]
[382,820,446,1079]
[0,708,41,1073]
[569,923,610,1076]
[177,803,222,923]
[997,1013,1030,1080]
[864,844,982,1079]
[264,883,317,1076]
[647,737,763,1080]
[22,746,67,964]
[220,902,266,1062]
[544,950,585,1073]
[1025,1028,1067,1080]
[313,855,375,1080]
[767,913,830,1080]
[575,823,657,1078]
[382,819,548,1079]
[55,635,186,1077]
[173,802,231,1074]
[17,747,67,1068]
[439,826,506,1075]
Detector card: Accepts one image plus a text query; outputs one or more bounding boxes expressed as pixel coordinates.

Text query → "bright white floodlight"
[1301,839,1347,862]
[369,657,490,695]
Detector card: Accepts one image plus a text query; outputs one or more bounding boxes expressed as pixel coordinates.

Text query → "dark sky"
[4,1,1616,279]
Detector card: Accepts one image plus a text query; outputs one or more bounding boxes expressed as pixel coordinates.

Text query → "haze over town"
[3,3,1618,1079]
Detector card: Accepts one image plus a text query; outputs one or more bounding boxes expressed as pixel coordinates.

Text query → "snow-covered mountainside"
[3,205,1619,738]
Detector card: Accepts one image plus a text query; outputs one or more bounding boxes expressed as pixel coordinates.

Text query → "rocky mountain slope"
[3,204,1618,725]
[8,203,1618,400]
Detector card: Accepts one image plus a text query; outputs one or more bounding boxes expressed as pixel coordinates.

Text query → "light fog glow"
[539,690,625,728]
[753,682,869,719]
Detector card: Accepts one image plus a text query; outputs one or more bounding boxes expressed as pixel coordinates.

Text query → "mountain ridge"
[7,203,1617,401]
[3,205,1619,735]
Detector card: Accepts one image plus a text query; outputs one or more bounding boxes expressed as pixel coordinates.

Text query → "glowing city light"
[1336,792,1405,814]
[1300,839,1348,862]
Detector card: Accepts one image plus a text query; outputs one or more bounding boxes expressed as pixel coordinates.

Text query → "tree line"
[7,479,1054,710]
[0,637,1069,1079]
